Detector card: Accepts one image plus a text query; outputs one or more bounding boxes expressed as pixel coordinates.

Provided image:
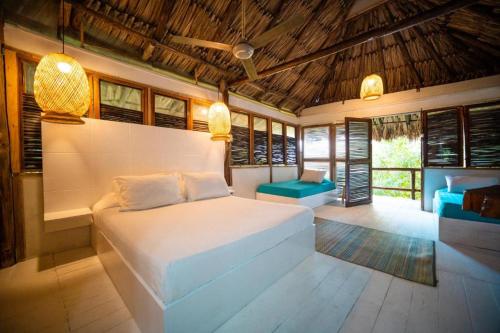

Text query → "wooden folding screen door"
[344,118,372,206]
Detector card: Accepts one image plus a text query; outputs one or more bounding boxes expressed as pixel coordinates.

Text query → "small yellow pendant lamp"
[34,1,90,124]
[360,74,384,101]
[208,101,232,142]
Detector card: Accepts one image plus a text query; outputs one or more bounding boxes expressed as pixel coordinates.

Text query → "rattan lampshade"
[360,74,384,101]
[34,53,90,124]
[208,102,232,141]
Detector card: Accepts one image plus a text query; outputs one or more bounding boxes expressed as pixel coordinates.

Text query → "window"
[465,102,500,167]
[99,80,143,124]
[303,126,331,180]
[231,112,250,165]
[423,108,463,167]
[271,121,284,164]
[192,101,210,132]
[286,125,297,165]
[253,117,268,165]
[153,93,187,129]
[304,126,330,159]
[20,60,42,170]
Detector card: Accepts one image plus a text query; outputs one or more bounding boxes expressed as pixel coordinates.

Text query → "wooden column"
[219,80,232,185]
[0,8,17,268]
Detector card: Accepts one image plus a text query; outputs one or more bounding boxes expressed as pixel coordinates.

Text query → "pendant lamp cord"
[61,0,65,54]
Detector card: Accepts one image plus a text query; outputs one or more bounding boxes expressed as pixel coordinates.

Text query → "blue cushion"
[434,188,500,225]
[257,179,336,198]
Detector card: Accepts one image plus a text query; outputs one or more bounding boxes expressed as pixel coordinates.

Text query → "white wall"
[300,75,500,125]
[4,24,298,125]
[423,169,500,212]
[42,118,225,213]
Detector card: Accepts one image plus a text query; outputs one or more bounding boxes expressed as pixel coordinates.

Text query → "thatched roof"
[3,0,500,115]
[372,113,421,141]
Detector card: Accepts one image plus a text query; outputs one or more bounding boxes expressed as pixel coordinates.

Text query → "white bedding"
[93,196,314,305]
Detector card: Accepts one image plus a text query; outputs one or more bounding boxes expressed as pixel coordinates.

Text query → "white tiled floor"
[1,196,499,333]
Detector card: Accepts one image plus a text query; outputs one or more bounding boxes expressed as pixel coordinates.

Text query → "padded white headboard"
[42,118,225,214]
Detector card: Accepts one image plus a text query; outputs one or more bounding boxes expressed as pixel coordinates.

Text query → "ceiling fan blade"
[169,35,233,52]
[250,15,305,49]
[240,58,259,81]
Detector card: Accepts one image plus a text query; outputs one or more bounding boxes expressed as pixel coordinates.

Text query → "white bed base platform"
[93,224,315,333]
[439,216,500,251]
[256,190,337,208]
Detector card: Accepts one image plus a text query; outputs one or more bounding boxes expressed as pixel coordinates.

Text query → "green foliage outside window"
[372,137,421,199]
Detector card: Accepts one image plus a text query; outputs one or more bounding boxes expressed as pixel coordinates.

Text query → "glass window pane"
[231,112,249,128]
[154,94,186,129]
[272,121,283,135]
[304,161,330,180]
[100,81,142,112]
[304,126,330,159]
[99,80,143,124]
[286,125,295,138]
[22,61,36,95]
[192,102,210,132]
[254,117,268,165]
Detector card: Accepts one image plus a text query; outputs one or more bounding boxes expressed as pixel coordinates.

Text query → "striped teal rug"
[315,217,437,286]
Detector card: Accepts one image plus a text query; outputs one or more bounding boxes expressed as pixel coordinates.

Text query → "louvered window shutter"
[253,117,268,165]
[21,61,42,170]
[153,94,187,129]
[231,112,250,165]
[286,126,297,165]
[272,121,284,164]
[423,108,463,167]
[465,102,500,167]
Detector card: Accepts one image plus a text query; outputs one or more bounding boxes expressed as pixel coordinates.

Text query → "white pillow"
[113,173,184,211]
[182,172,229,201]
[445,175,498,193]
[300,169,326,183]
[92,192,119,212]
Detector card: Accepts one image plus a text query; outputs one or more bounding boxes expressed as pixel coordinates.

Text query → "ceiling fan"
[168,0,304,81]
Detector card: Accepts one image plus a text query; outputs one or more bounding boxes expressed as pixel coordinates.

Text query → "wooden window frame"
[422,106,464,168]
[301,124,334,181]
[285,124,298,166]
[252,115,269,166]
[463,100,500,168]
[230,109,251,166]
[96,75,147,124]
[151,89,189,129]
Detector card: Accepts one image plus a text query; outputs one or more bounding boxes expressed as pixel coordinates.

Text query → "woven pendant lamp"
[208,101,232,142]
[34,1,89,124]
[34,53,90,124]
[360,74,384,101]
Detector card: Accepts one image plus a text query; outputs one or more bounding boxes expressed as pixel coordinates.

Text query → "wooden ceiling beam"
[229,0,478,86]
[66,0,233,79]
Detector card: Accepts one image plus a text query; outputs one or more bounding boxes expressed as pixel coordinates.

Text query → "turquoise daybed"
[434,188,500,251]
[256,179,336,208]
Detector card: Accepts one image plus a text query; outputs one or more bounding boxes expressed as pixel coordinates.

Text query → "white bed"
[93,195,315,333]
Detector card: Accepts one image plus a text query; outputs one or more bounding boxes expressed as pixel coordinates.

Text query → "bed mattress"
[434,188,500,224]
[93,196,314,305]
[257,179,336,198]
